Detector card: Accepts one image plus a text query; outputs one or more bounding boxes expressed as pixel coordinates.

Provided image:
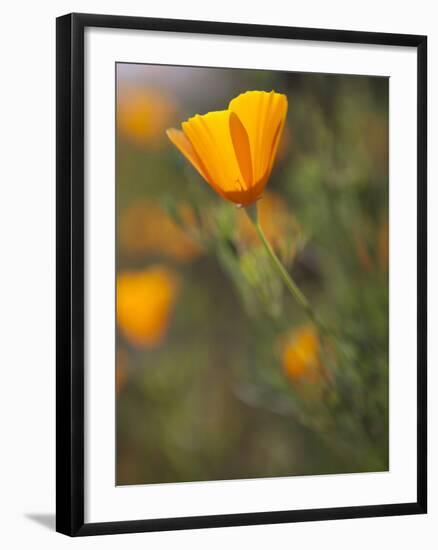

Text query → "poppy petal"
[229,91,288,184]
[229,112,253,189]
[166,128,212,185]
[182,111,250,197]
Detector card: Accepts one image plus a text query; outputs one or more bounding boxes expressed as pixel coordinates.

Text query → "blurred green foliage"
[116,65,389,485]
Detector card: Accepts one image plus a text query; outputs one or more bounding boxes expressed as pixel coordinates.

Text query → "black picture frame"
[56,12,427,537]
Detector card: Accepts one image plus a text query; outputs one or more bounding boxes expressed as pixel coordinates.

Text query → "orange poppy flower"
[117,86,177,148]
[167,91,288,206]
[118,201,201,262]
[117,266,180,347]
[281,325,324,384]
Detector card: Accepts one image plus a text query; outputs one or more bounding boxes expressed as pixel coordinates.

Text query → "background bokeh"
[116,63,389,486]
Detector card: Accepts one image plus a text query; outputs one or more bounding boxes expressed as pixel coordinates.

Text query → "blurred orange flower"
[354,217,389,274]
[116,348,128,395]
[167,90,288,206]
[354,233,373,273]
[281,325,324,385]
[117,266,180,347]
[378,218,389,272]
[118,201,201,262]
[363,113,389,176]
[237,191,300,263]
[277,124,292,162]
[117,86,177,148]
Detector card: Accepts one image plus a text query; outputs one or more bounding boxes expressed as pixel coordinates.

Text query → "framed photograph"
[56,12,427,536]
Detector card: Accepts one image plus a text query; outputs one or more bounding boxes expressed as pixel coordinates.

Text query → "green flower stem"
[257,222,314,315]
[246,203,321,329]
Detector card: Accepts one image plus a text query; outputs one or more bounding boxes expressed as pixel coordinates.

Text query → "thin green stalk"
[255,221,314,316]
[245,203,323,331]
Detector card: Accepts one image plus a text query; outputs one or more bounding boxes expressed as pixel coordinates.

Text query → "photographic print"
[115,63,389,486]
